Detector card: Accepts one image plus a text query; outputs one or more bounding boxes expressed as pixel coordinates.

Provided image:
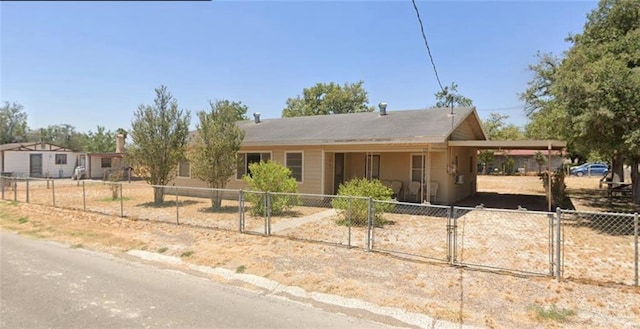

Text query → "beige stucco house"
[174,106,489,205]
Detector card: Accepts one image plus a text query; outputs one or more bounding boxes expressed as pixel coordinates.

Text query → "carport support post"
[13,179,17,202]
[82,181,86,211]
[555,207,562,281]
[547,144,552,212]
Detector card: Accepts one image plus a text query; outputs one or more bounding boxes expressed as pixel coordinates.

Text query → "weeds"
[158,247,168,254]
[528,304,576,322]
[181,250,194,258]
[71,243,83,249]
[18,217,28,224]
[236,265,246,273]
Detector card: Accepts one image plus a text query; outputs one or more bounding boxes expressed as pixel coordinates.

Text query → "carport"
[448,140,567,211]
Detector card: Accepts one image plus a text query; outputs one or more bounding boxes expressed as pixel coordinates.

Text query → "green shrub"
[243,161,300,216]
[331,178,394,226]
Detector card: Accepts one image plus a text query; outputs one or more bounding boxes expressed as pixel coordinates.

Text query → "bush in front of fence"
[243,161,301,216]
[332,178,394,226]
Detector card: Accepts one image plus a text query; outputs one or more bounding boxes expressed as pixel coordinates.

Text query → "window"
[55,154,67,165]
[285,152,303,182]
[178,161,190,177]
[236,152,271,179]
[411,155,425,182]
[101,158,112,168]
[365,154,380,180]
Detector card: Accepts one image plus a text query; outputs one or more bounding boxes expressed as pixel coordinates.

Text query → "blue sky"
[1,0,597,133]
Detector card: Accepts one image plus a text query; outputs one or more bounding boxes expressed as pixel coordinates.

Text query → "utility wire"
[411,0,445,93]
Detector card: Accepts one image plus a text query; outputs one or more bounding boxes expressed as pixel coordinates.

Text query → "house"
[0,142,79,178]
[175,106,490,204]
[81,134,128,179]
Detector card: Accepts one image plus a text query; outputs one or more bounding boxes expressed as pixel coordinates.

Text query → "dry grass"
[1,176,639,328]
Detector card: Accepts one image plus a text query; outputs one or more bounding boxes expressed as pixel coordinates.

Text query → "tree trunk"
[153,186,164,205]
[611,153,624,182]
[631,158,639,204]
[210,189,222,210]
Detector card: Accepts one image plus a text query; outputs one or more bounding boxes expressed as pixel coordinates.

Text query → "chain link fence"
[559,209,638,286]
[1,176,638,286]
[454,206,555,276]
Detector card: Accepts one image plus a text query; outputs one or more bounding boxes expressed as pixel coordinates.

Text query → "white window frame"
[285,151,304,183]
[365,153,380,180]
[410,153,425,183]
[236,151,272,180]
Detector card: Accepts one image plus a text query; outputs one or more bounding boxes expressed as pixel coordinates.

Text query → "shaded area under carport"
[455,192,549,212]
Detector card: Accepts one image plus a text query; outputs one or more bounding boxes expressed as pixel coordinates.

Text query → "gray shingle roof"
[237,107,479,146]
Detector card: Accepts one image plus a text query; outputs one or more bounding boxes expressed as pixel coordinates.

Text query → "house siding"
[2,151,78,178]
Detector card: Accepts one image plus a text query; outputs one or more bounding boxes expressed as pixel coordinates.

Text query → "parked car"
[569,163,609,177]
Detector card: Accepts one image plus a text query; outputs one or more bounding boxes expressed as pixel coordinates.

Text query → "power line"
[411,0,445,93]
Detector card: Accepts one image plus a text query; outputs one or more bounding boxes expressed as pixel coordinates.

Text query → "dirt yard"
[1,176,639,328]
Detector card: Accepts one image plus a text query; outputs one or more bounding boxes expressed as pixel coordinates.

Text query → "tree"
[188,100,246,209]
[0,102,29,144]
[282,81,375,117]
[433,82,473,108]
[481,113,525,141]
[550,0,640,202]
[38,124,86,151]
[83,126,116,153]
[127,86,191,205]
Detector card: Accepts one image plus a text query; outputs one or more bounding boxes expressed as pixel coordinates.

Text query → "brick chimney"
[116,134,126,153]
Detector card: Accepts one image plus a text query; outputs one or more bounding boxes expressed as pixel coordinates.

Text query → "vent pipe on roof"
[253,112,261,124]
[378,102,387,116]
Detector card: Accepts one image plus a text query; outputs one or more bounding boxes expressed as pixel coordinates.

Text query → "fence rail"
[1,176,637,286]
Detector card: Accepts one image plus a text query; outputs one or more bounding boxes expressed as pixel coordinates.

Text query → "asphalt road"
[0,232,399,329]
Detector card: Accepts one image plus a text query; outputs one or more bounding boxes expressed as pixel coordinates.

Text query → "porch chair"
[408,181,421,202]
[429,181,439,203]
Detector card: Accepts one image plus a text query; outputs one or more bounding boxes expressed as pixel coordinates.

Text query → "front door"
[334,153,345,194]
[29,154,43,177]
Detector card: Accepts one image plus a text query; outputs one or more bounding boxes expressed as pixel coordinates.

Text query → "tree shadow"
[199,206,239,214]
[135,200,201,208]
[563,187,638,236]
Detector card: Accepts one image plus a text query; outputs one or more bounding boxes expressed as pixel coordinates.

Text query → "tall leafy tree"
[83,126,116,153]
[555,0,640,201]
[188,100,246,209]
[481,113,525,141]
[127,86,191,204]
[0,101,29,144]
[433,82,473,108]
[282,81,375,117]
[38,124,86,151]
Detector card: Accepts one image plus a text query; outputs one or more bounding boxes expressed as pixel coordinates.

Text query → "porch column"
[547,143,552,212]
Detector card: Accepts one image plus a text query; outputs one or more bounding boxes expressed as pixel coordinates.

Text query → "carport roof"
[448,140,566,150]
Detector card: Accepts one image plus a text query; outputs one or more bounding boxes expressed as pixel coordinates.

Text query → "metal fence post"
[366,197,372,251]
[634,212,638,287]
[549,212,554,276]
[26,179,29,203]
[238,190,244,233]
[555,207,562,281]
[82,181,86,212]
[265,192,271,236]
[175,186,179,225]
[119,183,124,218]
[14,179,17,202]
[0,177,4,200]
[347,196,352,248]
[447,206,453,264]
[451,206,458,264]
[51,179,56,207]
